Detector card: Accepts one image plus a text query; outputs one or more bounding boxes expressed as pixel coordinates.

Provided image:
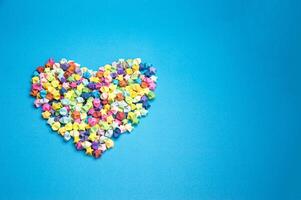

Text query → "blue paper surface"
[0,0,300,199]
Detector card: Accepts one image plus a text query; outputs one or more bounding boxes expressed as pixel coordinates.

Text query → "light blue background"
[0,0,301,199]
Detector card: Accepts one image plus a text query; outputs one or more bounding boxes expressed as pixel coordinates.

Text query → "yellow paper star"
[86,147,93,156]
[76,83,84,91]
[105,139,114,149]
[73,136,80,143]
[100,109,107,115]
[88,132,98,141]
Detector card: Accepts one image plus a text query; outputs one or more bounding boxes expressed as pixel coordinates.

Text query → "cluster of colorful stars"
[30,58,157,158]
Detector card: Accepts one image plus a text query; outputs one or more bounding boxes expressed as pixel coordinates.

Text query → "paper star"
[73,136,80,143]
[93,149,102,158]
[88,132,98,141]
[86,147,93,155]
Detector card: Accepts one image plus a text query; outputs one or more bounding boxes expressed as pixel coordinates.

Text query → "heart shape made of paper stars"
[30,58,157,158]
